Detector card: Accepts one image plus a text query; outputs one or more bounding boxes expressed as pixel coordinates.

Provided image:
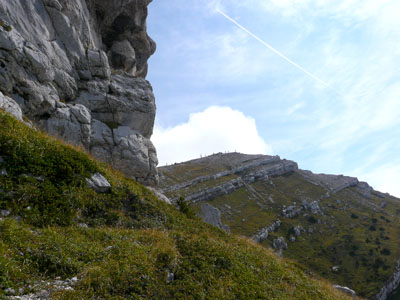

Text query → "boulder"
[86,173,111,193]
[333,285,356,298]
[273,237,288,251]
[200,203,230,233]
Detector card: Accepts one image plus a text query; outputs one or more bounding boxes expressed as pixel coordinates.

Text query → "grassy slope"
[0,111,356,299]
[160,158,400,299]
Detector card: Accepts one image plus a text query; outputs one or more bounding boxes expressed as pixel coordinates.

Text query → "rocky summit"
[159,152,400,299]
[0,0,158,185]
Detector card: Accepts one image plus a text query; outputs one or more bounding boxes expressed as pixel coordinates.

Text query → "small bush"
[307,216,317,224]
[177,196,196,219]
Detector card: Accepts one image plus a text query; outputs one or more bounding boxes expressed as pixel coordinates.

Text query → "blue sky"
[147,0,400,197]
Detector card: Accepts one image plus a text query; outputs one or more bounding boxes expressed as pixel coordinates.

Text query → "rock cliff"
[0,0,158,185]
[373,259,400,300]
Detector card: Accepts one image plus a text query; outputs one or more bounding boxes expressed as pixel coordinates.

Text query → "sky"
[146,0,400,197]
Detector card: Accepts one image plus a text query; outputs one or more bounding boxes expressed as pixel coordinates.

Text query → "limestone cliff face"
[0,0,158,185]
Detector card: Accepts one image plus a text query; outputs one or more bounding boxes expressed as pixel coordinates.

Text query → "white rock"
[0,92,23,121]
[147,187,171,205]
[86,173,111,193]
[333,285,356,298]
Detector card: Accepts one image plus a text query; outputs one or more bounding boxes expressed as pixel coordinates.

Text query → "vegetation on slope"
[159,154,400,299]
[0,111,356,299]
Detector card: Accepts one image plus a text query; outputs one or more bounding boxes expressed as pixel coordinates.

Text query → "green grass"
[163,162,400,299]
[0,111,356,299]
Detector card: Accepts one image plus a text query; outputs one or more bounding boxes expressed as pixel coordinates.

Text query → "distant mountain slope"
[0,111,357,300]
[159,152,400,299]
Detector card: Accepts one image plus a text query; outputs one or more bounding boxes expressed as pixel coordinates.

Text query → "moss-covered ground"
[0,111,357,299]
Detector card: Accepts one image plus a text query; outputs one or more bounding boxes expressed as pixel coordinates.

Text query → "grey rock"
[0,92,23,121]
[24,46,55,83]
[373,258,400,300]
[301,200,322,215]
[40,106,91,149]
[200,203,230,233]
[0,156,4,163]
[293,225,303,237]
[87,49,111,79]
[22,174,45,182]
[166,271,174,284]
[89,0,156,78]
[147,187,172,205]
[289,236,296,242]
[5,287,16,295]
[70,104,91,124]
[332,266,340,272]
[86,173,111,193]
[273,237,288,252]
[298,170,359,193]
[111,126,158,185]
[0,168,7,176]
[43,0,62,10]
[69,276,78,283]
[109,40,137,76]
[37,290,50,299]
[333,285,356,298]
[282,205,302,218]
[356,181,373,199]
[0,0,159,185]
[252,220,281,243]
[309,201,321,214]
[161,155,297,203]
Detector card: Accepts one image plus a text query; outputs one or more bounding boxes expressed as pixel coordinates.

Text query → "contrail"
[216,9,337,92]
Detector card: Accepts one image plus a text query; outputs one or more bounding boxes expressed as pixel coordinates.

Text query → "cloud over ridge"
[152,106,271,166]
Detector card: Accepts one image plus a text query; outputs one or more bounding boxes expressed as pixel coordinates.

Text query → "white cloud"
[152,106,272,166]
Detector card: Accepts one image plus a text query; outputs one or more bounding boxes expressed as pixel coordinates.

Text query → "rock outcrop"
[373,259,400,300]
[159,152,400,299]
[333,285,356,298]
[200,203,230,233]
[160,155,298,203]
[0,0,158,185]
[252,219,281,243]
[0,91,23,122]
[298,170,359,193]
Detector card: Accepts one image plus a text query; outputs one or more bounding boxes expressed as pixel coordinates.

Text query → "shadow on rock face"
[88,0,156,78]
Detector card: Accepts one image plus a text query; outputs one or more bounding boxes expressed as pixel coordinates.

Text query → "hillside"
[0,111,360,299]
[159,152,400,299]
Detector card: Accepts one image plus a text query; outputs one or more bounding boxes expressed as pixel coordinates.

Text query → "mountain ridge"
[159,152,400,299]
[0,110,357,300]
